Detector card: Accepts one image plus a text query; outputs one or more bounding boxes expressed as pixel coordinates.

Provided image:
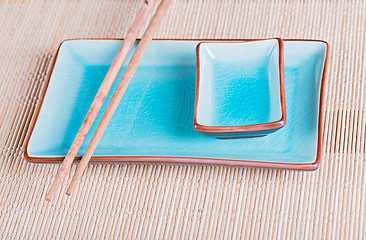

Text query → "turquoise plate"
[25,39,328,170]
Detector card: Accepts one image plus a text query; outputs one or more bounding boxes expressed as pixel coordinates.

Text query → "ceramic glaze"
[194,39,286,138]
[196,40,282,126]
[27,40,327,166]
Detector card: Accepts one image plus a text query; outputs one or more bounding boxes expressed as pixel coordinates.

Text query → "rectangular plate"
[24,39,329,170]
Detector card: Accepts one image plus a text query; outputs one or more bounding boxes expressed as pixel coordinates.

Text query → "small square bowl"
[193,38,286,139]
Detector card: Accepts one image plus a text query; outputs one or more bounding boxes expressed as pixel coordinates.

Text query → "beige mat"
[0,0,365,238]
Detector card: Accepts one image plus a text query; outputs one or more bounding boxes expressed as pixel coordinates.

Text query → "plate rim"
[23,38,329,171]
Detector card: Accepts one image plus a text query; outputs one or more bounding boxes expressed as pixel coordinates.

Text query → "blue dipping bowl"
[194,39,286,139]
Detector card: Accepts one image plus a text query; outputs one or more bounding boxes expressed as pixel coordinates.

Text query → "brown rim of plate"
[193,38,286,133]
[23,38,329,171]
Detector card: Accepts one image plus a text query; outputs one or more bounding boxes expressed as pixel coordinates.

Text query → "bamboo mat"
[0,0,365,238]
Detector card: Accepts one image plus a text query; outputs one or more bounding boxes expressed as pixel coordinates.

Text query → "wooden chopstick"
[45,0,156,202]
[66,0,173,196]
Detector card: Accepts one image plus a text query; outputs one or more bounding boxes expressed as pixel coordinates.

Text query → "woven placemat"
[0,0,365,238]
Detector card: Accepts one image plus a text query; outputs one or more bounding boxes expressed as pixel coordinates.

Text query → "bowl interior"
[196,39,283,127]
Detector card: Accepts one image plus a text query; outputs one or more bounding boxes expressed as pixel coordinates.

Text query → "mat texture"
[0,0,365,239]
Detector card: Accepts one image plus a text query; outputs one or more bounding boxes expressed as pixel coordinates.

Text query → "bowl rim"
[193,38,286,133]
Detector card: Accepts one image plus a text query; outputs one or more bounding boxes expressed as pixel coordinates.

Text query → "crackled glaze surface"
[196,40,282,127]
[27,40,327,164]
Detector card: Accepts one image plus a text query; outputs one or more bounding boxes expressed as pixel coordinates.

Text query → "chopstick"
[66,0,173,195]
[45,0,156,202]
